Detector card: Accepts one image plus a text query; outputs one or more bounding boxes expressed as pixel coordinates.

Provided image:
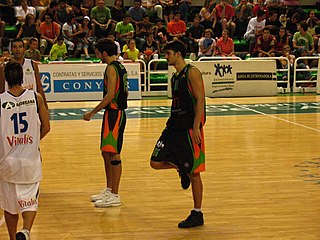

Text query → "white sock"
[193,208,201,212]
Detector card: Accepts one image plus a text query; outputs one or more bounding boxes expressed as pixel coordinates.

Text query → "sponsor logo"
[54,79,103,92]
[128,78,139,91]
[1,100,35,110]
[214,63,232,77]
[40,72,51,93]
[6,134,34,147]
[18,198,38,209]
[2,101,15,109]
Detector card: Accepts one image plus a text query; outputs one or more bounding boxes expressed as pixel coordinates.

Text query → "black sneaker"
[178,210,204,228]
[16,229,30,240]
[178,170,190,190]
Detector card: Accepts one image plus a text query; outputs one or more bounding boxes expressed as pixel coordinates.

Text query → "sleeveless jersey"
[5,59,37,91]
[167,64,206,130]
[104,61,128,110]
[0,89,41,184]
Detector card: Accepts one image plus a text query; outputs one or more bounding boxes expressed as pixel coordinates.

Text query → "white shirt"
[244,17,266,38]
[14,6,36,25]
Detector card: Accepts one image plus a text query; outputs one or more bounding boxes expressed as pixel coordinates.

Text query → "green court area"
[49,102,320,120]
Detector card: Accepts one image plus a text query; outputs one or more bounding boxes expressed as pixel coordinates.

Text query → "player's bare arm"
[189,67,205,145]
[36,92,50,139]
[33,60,48,109]
[83,65,117,121]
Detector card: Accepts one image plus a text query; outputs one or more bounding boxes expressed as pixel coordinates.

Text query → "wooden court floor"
[1,95,320,240]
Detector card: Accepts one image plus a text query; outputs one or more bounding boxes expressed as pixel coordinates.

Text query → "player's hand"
[83,111,93,121]
[192,128,201,145]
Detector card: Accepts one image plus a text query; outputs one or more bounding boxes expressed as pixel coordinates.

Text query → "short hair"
[29,37,38,44]
[57,36,64,41]
[123,13,131,19]
[163,40,186,58]
[257,10,266,18]
[299,21,308,32]
[204,28,213,36]
[5,61,23,87]
[11,38,24,48]
[95,38,117,56]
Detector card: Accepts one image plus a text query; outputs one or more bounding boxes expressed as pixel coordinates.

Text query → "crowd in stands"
[0,0,319,66]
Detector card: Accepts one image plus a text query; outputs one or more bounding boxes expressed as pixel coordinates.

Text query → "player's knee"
[110,160,121,166]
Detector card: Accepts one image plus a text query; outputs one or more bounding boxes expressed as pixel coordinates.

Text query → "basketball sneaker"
[94,194,121,208]
[178,210,204,228]
[90,188,111,202]
[16,229,30,240]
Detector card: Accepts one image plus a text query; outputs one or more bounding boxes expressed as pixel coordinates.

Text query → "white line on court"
[228,102,320,133]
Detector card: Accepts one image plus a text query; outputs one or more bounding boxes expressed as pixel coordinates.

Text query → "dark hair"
[5,61,23,87]
[123,13,131,19]
[95,38,117,56]
[257,10,266,18]
[163,40,186,58]
[276,26,287,43]
[2,47,10,53]
[57,36,64,41]
[299,21,308,32]
[11,38,24,48]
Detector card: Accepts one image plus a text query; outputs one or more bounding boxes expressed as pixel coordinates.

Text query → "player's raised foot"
[91,188,111,202]
[178,210,204,228]
[16,229,30,240]
[178,170,190,190]
[94,194,121,208]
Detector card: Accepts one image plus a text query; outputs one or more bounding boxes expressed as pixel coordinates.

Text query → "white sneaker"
[94,194,121,208]
[90,188,111,202]
[16,229,30,240]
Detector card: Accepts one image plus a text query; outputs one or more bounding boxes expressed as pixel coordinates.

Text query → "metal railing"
[198,56,242,61]
[293,56,319,92]
[121,59,147,93]
[146,59,168,96]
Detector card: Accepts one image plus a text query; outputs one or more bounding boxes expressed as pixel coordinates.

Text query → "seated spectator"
[0,0,15,26]
[39,0,58,22]
[77,15,93,59]
[81,0,95,12]
[244,9,266,54]
[128,0,146,26]
[31,0,50,16]
[279,45,295,85]
[167,11,186,42]
[54,0,72,27]
[199,0,217,30]
[24,37,41,61]
[49,35,67,61]
[306,10,320,47]
[62,15,82,56]
[234,0,253,40]
[39,13,60,55]
[158,0,176,23]
[253,0,268,17]
[141,32,160,62]
[265,0,283,16]
[252,27,275,57]
[283,0,305,20]
[115,13,135,49]
[154,18,167,44]
[286,12,300,37]
[135,13,153,51]
[216,29,236,57]
[106,33,123,60]
[123,38,141,61]
[198,28,216,57]
[90,0,112,38]
[294,46,314,80]
[16,13,40,48]
[141,0,163,21]
[279,13,287,27]
[110,0,127,24]
[174,0,192,22]
[265,10,281,36]
[188,14,204,53]
[274,26,288,56]
[71,1,88,25]
[215,0,236,38]
[14,0,36,29]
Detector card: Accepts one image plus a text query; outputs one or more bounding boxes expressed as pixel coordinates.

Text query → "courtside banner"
[39,63,141,101]
[168,60,277,97]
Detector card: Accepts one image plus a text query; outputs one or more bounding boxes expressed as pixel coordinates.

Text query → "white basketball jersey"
[0,89,41,183]
[4,59,37,91]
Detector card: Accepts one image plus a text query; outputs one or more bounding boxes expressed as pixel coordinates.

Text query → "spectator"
[49,35,67,61]
[188,14,205,53]
[215,0,236,37]
[253,0,268,17]
[39,13,60,55]
[279,45,295,84]
[106,33,123,60]
[283,0,305,20]
[115,13,135,49]
[0,0,15,26]
[39,0,58,22]
[175,0,192,22]
[198,28,216,57]
[153,18,167,51]
[90,0,112,38]
[234,0,253,39]
[216,29,236,57]
[128,0,146,26]
[285,12,300,37]
[71,1,88,25]
[265,0,283,15]
[14,0,36,29]
[1,47,10,57]
[62,15,82,56]
[252,27,275,57]
[31,0,50,16]
[199,0,217,30]
[279,13,287,27]
[135,13,153,51]
[265,10,281,36]
[167,11,186,42]
[293,21,314,56]
[16,13,40,48]
[123,38,141,61]
[158,0,175,23]
[81,0,95,12]
[54,0,72,27]
[141,32,160,62]
[306,10,320,47]
[244,9,266,54]
[24,37,41,61]
[78,15,93,59]
[110,0,127,24]
[142,0,163,21]
[274,26,289,56]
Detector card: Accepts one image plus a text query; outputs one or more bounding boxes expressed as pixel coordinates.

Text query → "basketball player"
[0,61,50,240]
[83,38,128,208]
[0,38,48,109]
[150,40,206,228]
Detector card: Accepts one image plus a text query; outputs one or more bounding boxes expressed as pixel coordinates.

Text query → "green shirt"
[90,6,111,24]
[115,21,134,35]
[25,49,42,62]
[49,43,67,60]
[293,32,314,50]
